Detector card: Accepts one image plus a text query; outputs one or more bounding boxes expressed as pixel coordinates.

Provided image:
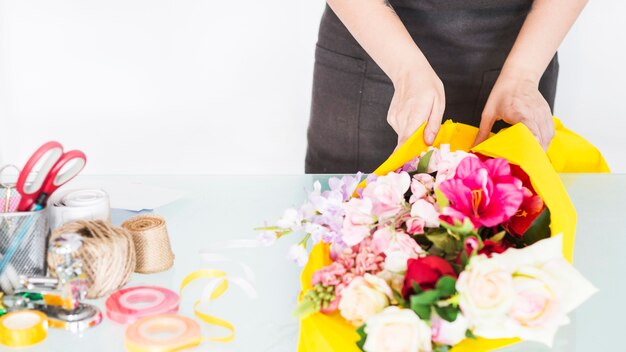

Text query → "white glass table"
[17,174,626,352]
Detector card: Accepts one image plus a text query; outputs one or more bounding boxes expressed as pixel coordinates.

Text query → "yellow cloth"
[298,118,608,352]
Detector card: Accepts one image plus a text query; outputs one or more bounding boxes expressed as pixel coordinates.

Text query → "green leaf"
[411,289,440,305]
[489,230,506,244]
[435,276,457,297]
[434,305,459,323]
[435,187,450,208]
[459,247,470,268]
[522,207,551,246]
[392,289,407,308]
[410,302,432,320]
[356,325,367,351]
[433,345,451,352]
[465,329,477,340]
[425,231,457,254]
[439,217,476,237]
[411,282,423,296]
[417,150,434,174]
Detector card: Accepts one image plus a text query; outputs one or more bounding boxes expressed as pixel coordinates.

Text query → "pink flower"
[410,199,440,228]
[341,198,376,246]
[431,313,469,346]
[362,172,411,219]
[406,217,425,235]
[409,173,437,205]
[439,157,524,228]
[312,262,347,287]
[426,145,476,186]
[371,227,421,256]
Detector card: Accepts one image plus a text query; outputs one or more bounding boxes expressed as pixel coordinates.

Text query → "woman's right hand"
[387,64,445,149]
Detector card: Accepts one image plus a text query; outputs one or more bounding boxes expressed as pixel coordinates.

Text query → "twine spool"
[122,215,174,274]
[47,220,136,299]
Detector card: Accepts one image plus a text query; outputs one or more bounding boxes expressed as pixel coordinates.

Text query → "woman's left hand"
[473,73,555,150]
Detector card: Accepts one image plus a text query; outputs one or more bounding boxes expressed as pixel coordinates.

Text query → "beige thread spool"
[121,215,174,274]
[47,220,136,299]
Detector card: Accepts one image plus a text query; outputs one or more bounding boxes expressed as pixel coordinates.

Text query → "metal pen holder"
[0,209,50,294]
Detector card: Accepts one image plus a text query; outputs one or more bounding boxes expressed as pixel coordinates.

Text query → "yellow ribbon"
[180,269,236,343]
[0,310,48,348]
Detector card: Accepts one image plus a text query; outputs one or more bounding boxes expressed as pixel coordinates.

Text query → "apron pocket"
[305,45,367,173]
[473,69,501,121]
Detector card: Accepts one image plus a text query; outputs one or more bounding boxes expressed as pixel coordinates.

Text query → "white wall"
[0,0,624,174]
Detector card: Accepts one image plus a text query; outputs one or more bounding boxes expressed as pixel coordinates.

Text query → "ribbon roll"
[0,310,48,347]
[49,189,110,230]
[122,215,174,274]
[106,286,180,324]
[124,314,201,352]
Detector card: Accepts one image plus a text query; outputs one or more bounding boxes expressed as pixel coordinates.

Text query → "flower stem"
[298,233,311,247]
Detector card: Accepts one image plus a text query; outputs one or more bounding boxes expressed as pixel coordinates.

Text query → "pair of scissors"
[16,141,87,212]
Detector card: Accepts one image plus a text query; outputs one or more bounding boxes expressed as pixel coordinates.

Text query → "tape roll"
[106,286,180,324]
[124,314,201,352]
[0,310,48,347]
[49,189,110,230]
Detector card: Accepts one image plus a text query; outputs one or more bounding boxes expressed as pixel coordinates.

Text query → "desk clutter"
[0,141,246,350]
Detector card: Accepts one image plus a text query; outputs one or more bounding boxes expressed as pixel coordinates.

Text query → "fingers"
[526,103,554,151]
[396,109,430,149]
[473,109,496,148]
[536,107,555,150]
[424,96,444,145]
[393,101,432,150]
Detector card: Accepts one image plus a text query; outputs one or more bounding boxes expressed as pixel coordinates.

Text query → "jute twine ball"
[47,220,136,299]
[121,214,174,274]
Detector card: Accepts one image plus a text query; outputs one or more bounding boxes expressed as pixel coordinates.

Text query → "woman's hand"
[474,73,554,150]
[388,64,445,149]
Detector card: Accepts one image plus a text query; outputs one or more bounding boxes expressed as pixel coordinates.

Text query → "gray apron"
[305,0,559,173]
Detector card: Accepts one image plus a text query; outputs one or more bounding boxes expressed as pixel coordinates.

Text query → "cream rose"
[364,306,432,352]
[457,235,597,346]
[507,269,562,346]
[492,234,597,346]
[456,255,515,338]
[339,274,391,326]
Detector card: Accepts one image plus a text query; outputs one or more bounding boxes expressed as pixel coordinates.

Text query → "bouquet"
[261,121,603,352]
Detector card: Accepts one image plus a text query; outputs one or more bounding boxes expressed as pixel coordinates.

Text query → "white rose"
[384,250,413,274]
[339,274,391,326]
[456,255,515,339]
[492,234,597,346]
[364,306,432,352]
[376,270,404,295]
[507,269,563,346]
[457,234,597,346]
[430,312,469,346]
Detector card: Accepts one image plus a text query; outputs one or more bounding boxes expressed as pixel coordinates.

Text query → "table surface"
[13,174,626,352]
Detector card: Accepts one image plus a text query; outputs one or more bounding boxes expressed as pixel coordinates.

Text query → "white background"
[0,0,624,174]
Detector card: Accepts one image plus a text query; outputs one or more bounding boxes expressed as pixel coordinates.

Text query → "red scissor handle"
[16,142,87,212]
[16,141,64,211]
[38,150,87,203]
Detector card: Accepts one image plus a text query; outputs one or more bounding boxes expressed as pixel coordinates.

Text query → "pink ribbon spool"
[105,286,180,324]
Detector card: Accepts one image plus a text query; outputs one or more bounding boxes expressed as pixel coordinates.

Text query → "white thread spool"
[49,189,110,230]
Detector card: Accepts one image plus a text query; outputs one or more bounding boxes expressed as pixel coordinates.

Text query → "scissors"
[16,141,87,212]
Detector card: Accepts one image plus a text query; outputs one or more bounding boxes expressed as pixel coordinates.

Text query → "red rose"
[456,237,508,264]
[478,240,507,256]
[402,256,456,297]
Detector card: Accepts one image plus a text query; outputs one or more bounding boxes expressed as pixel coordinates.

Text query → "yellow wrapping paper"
[298,118,608,352]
